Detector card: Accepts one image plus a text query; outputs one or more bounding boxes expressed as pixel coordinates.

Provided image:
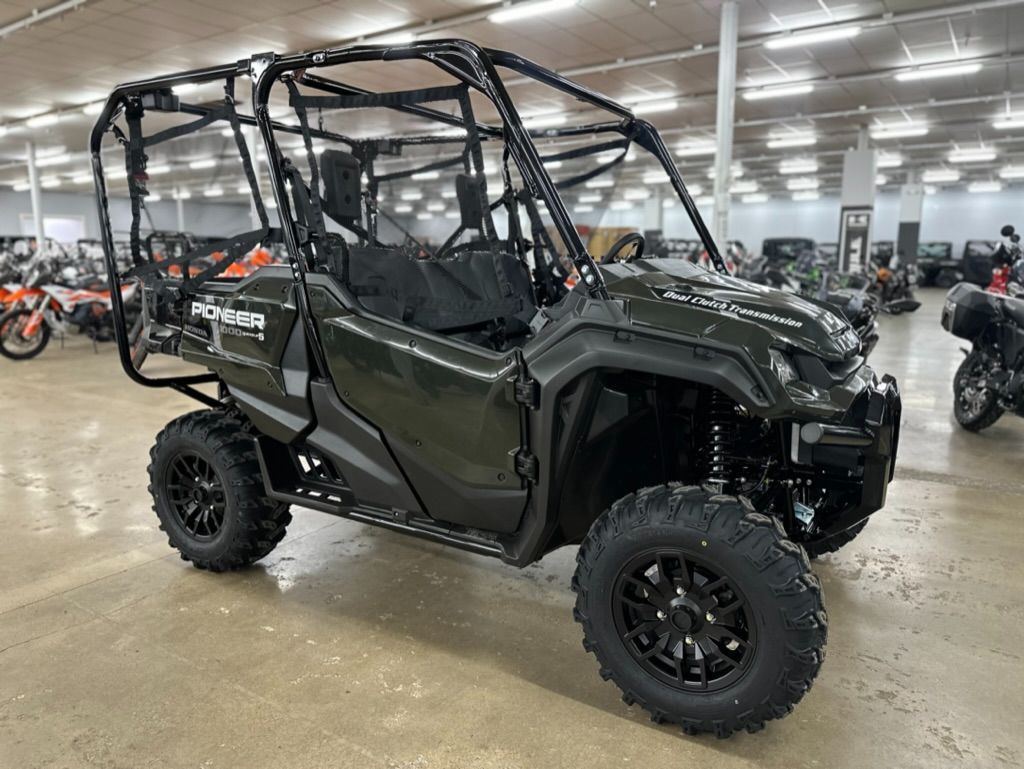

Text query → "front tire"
[0,309,50,360]
[953,351,1004,431]
[148,409,291,571]
[803,519,868,559]
[573,486,826,737]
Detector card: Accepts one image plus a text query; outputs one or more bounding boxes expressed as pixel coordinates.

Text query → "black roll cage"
[90,39,724,404]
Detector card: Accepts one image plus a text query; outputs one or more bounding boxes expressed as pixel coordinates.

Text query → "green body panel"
[307,284,523,496]
[179,269,297,395]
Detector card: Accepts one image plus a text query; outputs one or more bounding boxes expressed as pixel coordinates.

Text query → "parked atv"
[90,41,901,737]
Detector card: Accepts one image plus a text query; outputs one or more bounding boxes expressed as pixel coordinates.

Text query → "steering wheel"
[601,232,645,264]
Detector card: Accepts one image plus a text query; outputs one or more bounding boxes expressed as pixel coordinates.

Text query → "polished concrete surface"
[1,288,1022,769]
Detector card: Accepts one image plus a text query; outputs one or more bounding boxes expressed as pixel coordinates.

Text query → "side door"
[306,279,529,534]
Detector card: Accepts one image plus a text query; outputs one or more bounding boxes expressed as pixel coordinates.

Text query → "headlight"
[769,348,799,384]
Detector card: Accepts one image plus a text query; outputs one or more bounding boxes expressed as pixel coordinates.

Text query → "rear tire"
[573,485,826,737]
[148,409,291,571]
[953,351,1004,431]
[0,309,50,360]
[803,519,868,559]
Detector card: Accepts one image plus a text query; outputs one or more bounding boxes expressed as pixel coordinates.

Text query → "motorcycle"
[0,252,140,360]
[985,225,1023,297]
[870,251,921,314]
[942,247,1024,431]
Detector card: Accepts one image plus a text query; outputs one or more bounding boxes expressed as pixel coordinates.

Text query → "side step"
[255,437,505,559]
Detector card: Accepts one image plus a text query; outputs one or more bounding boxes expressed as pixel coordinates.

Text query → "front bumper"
[791,373,901,535]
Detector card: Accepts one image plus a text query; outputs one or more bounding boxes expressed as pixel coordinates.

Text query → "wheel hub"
[165,451,226,541]
[667,596,702,633]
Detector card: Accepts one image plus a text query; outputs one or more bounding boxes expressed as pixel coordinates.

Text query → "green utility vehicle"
[91,41,901,737]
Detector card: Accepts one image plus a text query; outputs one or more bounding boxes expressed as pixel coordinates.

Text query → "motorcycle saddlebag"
[941,282,998,339]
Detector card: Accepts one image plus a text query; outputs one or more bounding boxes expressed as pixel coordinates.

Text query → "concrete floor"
[1,288,1022,769]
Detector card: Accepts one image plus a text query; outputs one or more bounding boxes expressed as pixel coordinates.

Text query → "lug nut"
[657,610,666,620]
[684,635,694,645]
[706,612,717,623]
[676,587,684,596]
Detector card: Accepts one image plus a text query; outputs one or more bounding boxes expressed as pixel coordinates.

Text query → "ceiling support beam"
[712,0,739,247]
[0,0,88,39]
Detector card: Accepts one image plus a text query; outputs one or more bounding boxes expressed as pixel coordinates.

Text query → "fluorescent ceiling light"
[875,174,888,185]
[220,127,234,138]
[922,168,960,183]
[489,0,577,24]
[147,193,162,203]
[877,153,903,168]
[444,210,460,219]
[998,165,1024,179]
[189,158,216,169]
[26,113,59,128]
[426,202,445,212]
[578,193,602,203]
[641,172,669,185]
[172,83,199,95]
[993,115,1024,130]
[366,31,416,45]
[695,195,713,206]
[687,184,703,197]
[35,153,71,167]
[609,200,634,210]
[968,181,1003,193]
[82,102,104,116]
[623,189,651,200]
[870,123,929,139]
[400,190,423,201]
[741,193,769,203]
[574,204,594,213]
[543,160,563,169]
[766,133,816,149]
[786,177,819,191]
[441,190,457,199]
[707,163,744,179]
[631,99,679,115]
[203,187,223,198]
[949,148,996,163]
[236,184,250,195]
[779,159,818,175]
[12,182,29,191]
[730,180,759,194]
[41,177,60,188]
[265,199,277,209]
[894,62,982,82]
[0,127,7,138]
[173,189,191,200]
[394,204,413,213]
[523,113,567,129]
[412,170,439,180]
[765,26,861,50]
[662,198,676,208]
[676,142,716,157]
[792,191,821,201]
[72,173,92,184]
[585,179,615,189]
[924,185,937,195]
[416,212,434,220]
[743,83,814,102]
[147,164,171,175]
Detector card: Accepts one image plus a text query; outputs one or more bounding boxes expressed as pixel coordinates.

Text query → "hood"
[601,258,861,361]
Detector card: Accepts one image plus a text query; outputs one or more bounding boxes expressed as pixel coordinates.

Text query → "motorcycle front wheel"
[0,308,51,360]
[953,351,1004,431]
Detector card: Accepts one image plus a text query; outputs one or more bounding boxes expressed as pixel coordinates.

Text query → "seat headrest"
[320,150,362,222]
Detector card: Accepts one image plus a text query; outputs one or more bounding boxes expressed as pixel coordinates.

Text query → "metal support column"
[25,141,44,246]
[176,197,185,232]
[711,0,739,248]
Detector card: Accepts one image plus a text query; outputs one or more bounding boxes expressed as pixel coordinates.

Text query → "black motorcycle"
[942,272,1024,431]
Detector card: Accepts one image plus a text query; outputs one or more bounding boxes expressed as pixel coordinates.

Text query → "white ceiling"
[2,0,1024,203]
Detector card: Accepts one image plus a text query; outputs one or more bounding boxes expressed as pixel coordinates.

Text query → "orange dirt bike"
[0,254,140,360]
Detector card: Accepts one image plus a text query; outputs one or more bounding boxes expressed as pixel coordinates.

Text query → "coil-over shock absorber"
[702,389,740,492]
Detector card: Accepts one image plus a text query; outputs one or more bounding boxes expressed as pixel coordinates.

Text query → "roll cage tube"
[90,40,727,398]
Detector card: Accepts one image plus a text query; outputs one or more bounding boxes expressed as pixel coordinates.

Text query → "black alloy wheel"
[164,450,227,540]
[613,548,755,692]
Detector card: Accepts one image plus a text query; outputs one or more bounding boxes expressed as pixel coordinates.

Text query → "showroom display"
[90,40,901,737]
[943,227,1024,430]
